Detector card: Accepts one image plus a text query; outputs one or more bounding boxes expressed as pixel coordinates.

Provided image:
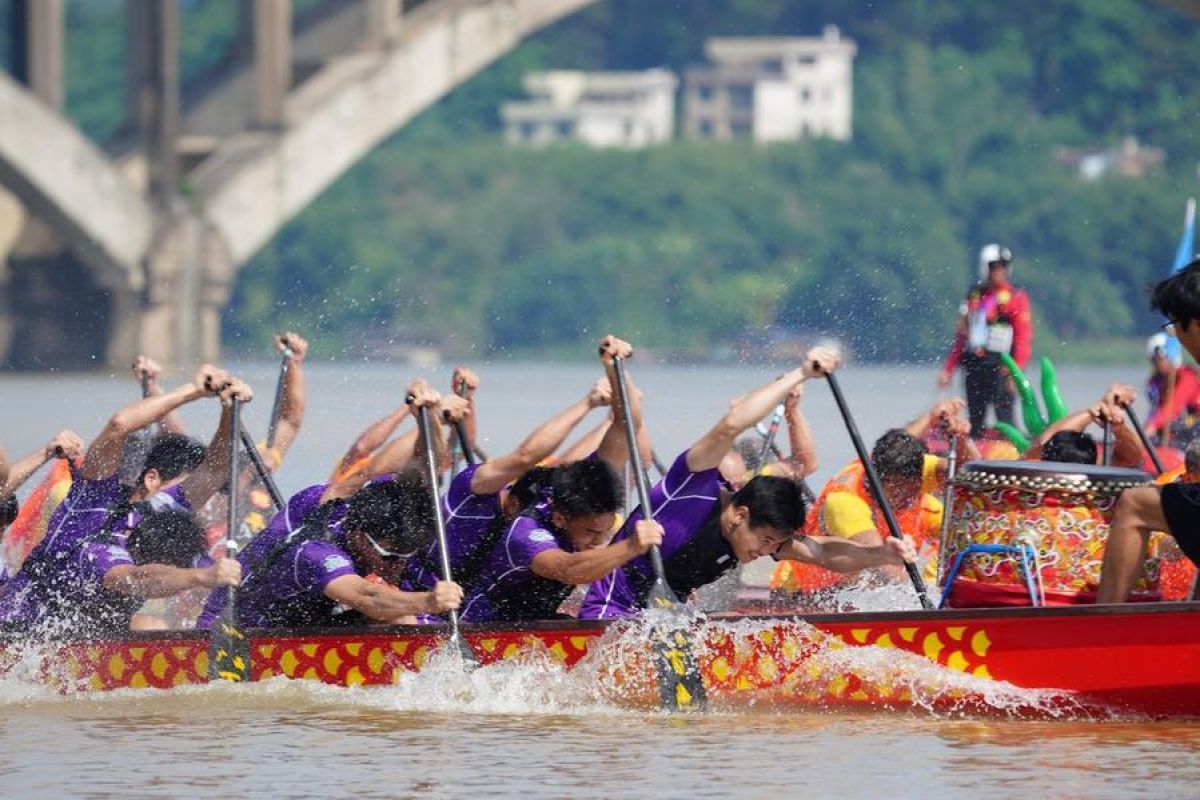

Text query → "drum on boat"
[939,460,1161,607]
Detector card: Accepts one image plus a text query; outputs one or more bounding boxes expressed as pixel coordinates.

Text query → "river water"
[2,359,1195,799]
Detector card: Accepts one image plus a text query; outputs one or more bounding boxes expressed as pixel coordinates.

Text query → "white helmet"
[1147,332,1182,366]
[977,243,1013,281]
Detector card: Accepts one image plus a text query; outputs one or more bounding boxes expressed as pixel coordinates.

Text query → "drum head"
[957,460,1152,484]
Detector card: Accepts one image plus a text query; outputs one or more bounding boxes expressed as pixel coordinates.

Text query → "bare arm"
[82,368,220,481]
[688,349,838,473]
[0,442,7,491]
[559,418,612,464]
[783,388,818,478]
[102,558,240,598]
[776,534,911,573]
[2,431,85,496]
[323,429,420,503]
[324,574,461,622]
[267,332,309,462]
[531,539,645,586]
[471,392,599,496]
[452,367,480,453]
[1021,410,1091,460]
[595,336,641,474]
[180,377,255,509]
[333,407,411,480]
[134,356,187,435]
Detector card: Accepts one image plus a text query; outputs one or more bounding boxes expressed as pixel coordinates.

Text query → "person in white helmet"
[938,244,1034,434]
[1144,331,1200,444]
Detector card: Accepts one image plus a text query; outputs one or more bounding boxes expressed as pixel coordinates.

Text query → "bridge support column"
[255,0,293,127]
[364,0,403,48]
[10,0,65,110]
[127,0,180,205]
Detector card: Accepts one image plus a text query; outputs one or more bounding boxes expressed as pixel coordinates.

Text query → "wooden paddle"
[612,355,707,711]
[936,432,959,586]
[265,338,293,450]
[413,400,478,666]
[821,369,934,610]
[208,396,252,682]
[1121,402,1165,475]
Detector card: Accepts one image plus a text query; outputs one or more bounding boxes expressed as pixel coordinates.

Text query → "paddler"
[460,335,660,622]
[770,399,976,596]
[1143,332,1200,445]
[939,244,1034,434]
[579,348,918,620]
[1020,385,1143,467]
[400,370,615,595]
[721,382,819,486]
[0,430,85,581]
[1098,259,1200,602]
[196,380,463,628]
[0,366,249,636]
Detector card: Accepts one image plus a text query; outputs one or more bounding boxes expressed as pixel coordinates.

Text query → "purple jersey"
[401,464,502,592]
[196,483,356,629]
[580,450,731,620]
[0,475,189,634]
[460,501,575,623]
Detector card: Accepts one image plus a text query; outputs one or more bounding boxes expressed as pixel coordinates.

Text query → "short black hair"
[140,433,207,483]
[1151,258,1200,330]
[551,459,624,519]
[343,476,435,555]
[871,429,927,482]
[127,510,206,568]
[1041,431,1097,465]
[509,465,556,510]
[0,494,18,528]
[730,475,806,532]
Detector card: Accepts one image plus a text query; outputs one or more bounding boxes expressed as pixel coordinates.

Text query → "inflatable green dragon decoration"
[993,354,1070,452]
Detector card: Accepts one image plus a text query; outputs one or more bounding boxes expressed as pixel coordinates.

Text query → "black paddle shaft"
[266,348,292,450]
[612,356,676,603]
[237,426,285,512]
[414,403,468,649]
[756,407,784,467]
[823,370,934,610]
[1122,402,1165,475]
[225,397,242,606]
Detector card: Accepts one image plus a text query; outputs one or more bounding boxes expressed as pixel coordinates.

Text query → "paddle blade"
[208,604,251,683]
[450,630,480,670]
[645,579,707,711]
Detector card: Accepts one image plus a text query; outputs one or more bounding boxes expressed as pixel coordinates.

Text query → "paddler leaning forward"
[196,380,463,629]
[580,348,918,620]
[459,335,663,623]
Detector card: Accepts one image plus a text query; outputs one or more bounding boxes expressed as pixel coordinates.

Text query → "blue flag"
[1165,198,1196,363]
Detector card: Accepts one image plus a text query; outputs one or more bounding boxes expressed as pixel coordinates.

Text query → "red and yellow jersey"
[943,282,1034,372]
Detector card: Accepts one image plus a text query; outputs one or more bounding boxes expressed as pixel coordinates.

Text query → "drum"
[940,460,1160,607]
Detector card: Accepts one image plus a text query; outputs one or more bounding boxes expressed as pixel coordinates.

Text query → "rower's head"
[1041,431,1098,465]
[500,465,556,520]
[1152,258,1200,361]
[719,438,763,489]
[133,434,207,499]
[549,460,624,552]
[721,476,806,562]
[1146,333,1180,376]
[978,243,1013,288]
[871,429,927,508]
[343,477,435,581]
[126,509,206,567]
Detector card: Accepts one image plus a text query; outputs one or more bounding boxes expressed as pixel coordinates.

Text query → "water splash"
[0,614,1116,721]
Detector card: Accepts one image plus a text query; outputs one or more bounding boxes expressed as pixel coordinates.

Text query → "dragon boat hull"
[3,602,1198,718]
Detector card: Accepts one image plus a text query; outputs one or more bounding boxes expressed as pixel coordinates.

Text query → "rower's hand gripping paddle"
[818,364,935,610]
[611,355,708,711]
[208,395,252,682]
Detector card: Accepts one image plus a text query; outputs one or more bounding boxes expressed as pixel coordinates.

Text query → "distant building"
[683,26,856,143]
[1056,136,1166,180]
[501,69,678,149]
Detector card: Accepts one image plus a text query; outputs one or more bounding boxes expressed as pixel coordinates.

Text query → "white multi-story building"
[683,27,856,143]
[501,69,678,149]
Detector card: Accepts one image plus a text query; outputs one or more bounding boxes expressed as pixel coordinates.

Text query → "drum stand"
[938,542,1046,608]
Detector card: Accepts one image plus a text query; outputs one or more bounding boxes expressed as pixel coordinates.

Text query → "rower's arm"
[0,430,82,496]
[324,574,460,621]
[471,396,592,496]
[530,538,644,586]
[559,418,612,464]
[102,559,240,598]
[323,429,419,503]
[1021,410,1091,460]
[1111,415,1144,469]
[688,368,808,473]
[784,396,818,477]
[776,534,911,573]
[333,406,410,480]
[268,332,309,463]
[83,381,206,480]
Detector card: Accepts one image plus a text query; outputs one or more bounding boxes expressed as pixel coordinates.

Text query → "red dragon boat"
[3,601,1197,718]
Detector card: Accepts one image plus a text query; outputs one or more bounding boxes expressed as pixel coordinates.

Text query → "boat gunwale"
[3,600,1198,645]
